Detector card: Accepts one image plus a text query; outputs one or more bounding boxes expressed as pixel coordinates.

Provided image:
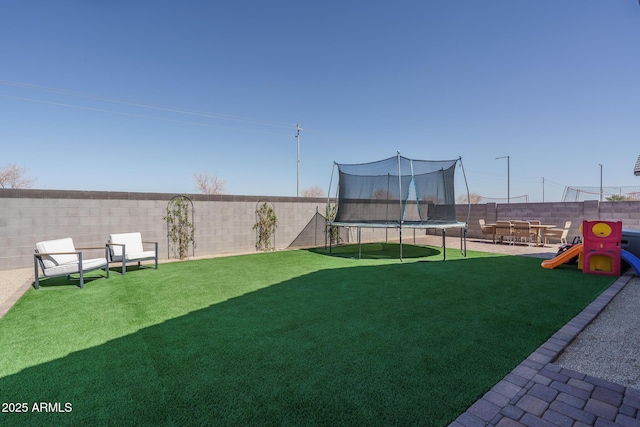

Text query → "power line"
[543,178,568,188]
[0,93,292,137]
[0,79,295,130]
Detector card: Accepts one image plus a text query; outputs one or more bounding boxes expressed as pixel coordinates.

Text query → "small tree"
[301,186,325,198]
[0,163,34,189]
[457,192,482,204]
[164,195,196,260]
[606,194,633,202]
[253,202,277,251]
[194,172,226,195]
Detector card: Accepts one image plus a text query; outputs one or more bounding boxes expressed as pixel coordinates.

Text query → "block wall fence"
[2,189,640,270]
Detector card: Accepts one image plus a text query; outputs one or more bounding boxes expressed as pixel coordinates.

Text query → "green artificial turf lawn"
[0,244,614,426]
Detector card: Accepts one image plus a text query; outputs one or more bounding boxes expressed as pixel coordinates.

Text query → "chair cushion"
[42,257,107,277]
[109,232,144,256]
[36,238,78,269]
[111,251,156,262]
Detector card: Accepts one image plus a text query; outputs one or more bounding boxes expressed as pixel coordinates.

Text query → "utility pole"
[495,155,510,203]
[295,123,303,197]
[599,164,603,201]
[542,177,545,202]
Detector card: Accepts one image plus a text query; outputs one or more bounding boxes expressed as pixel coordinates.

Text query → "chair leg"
[79,252,84,288]
[104,246,110,279]
[154,242,159,269]
[122,244,127,275]
[34,257,40,290]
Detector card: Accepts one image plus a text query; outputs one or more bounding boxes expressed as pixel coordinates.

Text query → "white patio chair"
[545,221,571,245]
[34,238,109,289]
[107,232,158,275]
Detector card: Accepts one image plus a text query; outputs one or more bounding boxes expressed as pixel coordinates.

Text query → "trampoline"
[327,153,470,260]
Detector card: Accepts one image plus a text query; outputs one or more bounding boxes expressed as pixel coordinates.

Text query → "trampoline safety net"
[332,155,460,225]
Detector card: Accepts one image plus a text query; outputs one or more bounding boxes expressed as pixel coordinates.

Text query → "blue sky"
[1,1,640,202]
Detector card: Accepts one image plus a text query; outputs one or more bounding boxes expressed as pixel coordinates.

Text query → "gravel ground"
[555,275,640,389]
[0,268,32,304]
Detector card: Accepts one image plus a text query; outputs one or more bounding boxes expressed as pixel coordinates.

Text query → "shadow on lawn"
[0,255,608,427]
[310,242,442,259]
[32,273,108,290]
[33,265,151,290]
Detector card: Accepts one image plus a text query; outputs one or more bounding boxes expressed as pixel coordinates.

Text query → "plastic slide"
[621,249,640,275]
[541,244,583,269]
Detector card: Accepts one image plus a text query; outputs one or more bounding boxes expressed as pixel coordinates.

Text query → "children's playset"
[541,220,640,276]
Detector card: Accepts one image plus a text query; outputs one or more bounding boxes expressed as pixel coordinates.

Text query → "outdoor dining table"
[483,223,509,244]
[484,222,556,246]
[529,223,556,247]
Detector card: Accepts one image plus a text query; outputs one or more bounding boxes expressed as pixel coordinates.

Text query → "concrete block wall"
[466,200,640,243]
[192,198,328,257]
[599,200,640,228]
[3,188,640,270]
[0,189,328,270]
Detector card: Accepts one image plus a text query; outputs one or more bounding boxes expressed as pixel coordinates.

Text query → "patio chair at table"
[34,238,109,289]
[494,221,513,244]
[545,221,571,245]
[526,220,541,244]
[107,232,158,275]
[512,221,534,246]
[479,219,494,242]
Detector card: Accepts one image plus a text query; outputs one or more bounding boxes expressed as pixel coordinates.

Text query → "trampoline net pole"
[442,229,446,261]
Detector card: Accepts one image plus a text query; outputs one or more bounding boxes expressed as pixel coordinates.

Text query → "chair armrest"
[142,241,159,253]
[34,251,81,258]
[105,243,125,259]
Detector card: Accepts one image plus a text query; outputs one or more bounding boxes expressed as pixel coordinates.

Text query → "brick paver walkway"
[451,272,640,426]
